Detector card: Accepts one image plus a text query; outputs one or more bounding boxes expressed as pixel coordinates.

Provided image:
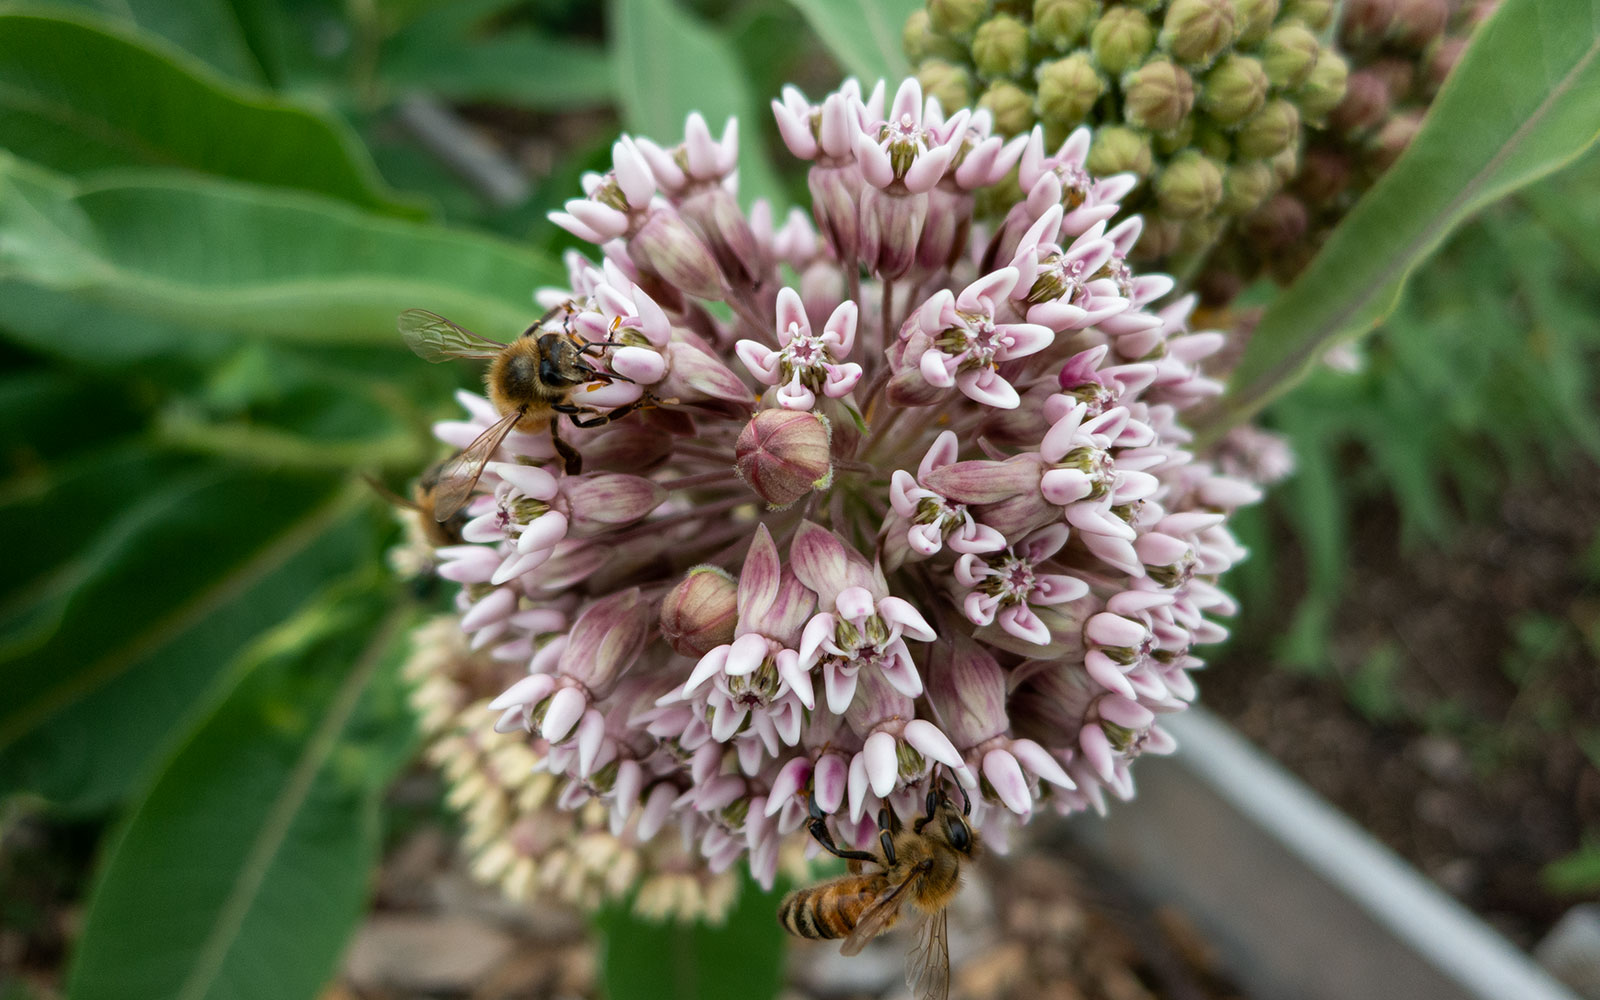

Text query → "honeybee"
[779,776,976,1000]
[365,462,468,547]
[399,307,638,521]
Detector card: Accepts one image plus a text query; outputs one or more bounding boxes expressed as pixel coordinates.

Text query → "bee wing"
[840,865,925,957]
[905,906,950,1000]
[430,409,521,521]
[399,309,506,363]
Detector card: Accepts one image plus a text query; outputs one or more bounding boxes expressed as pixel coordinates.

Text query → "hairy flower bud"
[1091,8,1155,76]
[1281,0,1336,29]
[973,14,1031,79]
[904,9,966,63]
[1200,54,1269,125]
[1339,0,1395,51]
[1294,145,1352,206]
[1261,22,1320,88]
[661,566,739,657]
[1155,151,1224,219]
[1160,0,1236,67]
[1123,58,1195,132]
[1295,49,1350,122]
[735,409,832,508]
[1033,0,1100,49]
[1220,159,1277,213]
[1329,69,1390,136]
[929,0,987,37]
[1087,125,1154,177]
[1234,98,1300,159]
[1232,0,1280,44]
[1388,0,1449,50]
[1036,53,1107,128]
[979,79,1038,135]
[1370,110,1424,171]
[1243,192,1309,249]
[918,58,975,113]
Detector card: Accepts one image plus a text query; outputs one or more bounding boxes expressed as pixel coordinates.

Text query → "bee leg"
[566,399,644,429]
[878,829,897,867]
[806,793,878,865]
[548,421,582,475]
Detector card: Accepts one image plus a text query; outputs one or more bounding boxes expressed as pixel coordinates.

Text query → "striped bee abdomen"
[778,874,891,940]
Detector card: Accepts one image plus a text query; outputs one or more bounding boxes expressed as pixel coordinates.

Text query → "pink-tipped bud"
[735,409,832,508]
[660,566,740,657]
[560,474,667,535]
[926,633,1009,749]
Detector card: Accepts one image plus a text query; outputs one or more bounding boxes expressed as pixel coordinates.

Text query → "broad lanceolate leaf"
[611,0,786,209]
[0,11,416,215]
[39,0,285,86]
[0,157,564,361]
[382,0,614,108]
[781,0,919,82]
[1205,0,1600,437]
[0,473,372,811]
[67,592,416,1000]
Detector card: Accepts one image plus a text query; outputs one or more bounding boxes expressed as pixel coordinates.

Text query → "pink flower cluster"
[404,78,1267,890]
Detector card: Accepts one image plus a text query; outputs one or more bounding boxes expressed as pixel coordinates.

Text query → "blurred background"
[0,1,1596,998]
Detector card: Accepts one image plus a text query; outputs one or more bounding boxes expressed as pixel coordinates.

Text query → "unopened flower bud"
[1036,53,1106,128]
[1153,115,1195,154]
[1234,98,1300,159]
[1268,143,1300,185]
[1339,0,1395,50]
[735,409,831,508]
[1294,145,1352,206]
[1329,69,1390,135]
[1087,125,1154,177]
[918,58,974,113]
[1243,193,1309,250]
[1155,151,1224,219]
[1033,0,1100,49]
[1160,0,1236,67]
[979,79,1038,136]
[973,14,1031,79]
[926,634,1009,748]
[1200,54,1269,125]
[1176,215,1223,255]
[929,0,987,38]
[1370,110,1423,172]
[660,566,739,657]
[562,474,668,535]
[1123,59,1195,132]
[1220,159,1277,214]
[1262,23,1320,88]
[904,10,965,63]
[1232,0,1280,44]
[1295,49,1350,122]
[1091,8,1155,76]
[1367,57,1416,102]
[1132,212,1184,260]
[1284,0,1336,28]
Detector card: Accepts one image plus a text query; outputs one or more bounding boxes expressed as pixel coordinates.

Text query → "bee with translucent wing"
[398,307,638,520]
[779,772,976,1000]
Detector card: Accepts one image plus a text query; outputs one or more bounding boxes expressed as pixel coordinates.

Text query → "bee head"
[534,334,594,388]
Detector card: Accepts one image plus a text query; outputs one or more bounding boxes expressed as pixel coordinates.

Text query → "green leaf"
[1542,842,1600,896]
[0,10,416,215]
[66,591,414,1000]
[35,0,284,86]
[781,0,918,82]
[0,474,373,811]
[594,873,788,1000]
[0,157,563,361]
[381,0,614,108]
[1205,0,1600,436]
[611,0,786,209]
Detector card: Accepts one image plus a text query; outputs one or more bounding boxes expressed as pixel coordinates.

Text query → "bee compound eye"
[946,818,971,852]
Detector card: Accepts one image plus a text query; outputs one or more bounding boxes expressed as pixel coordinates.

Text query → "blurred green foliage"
[0,1,1596,999]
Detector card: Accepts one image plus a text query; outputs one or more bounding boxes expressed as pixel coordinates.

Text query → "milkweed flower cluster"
[398,77,1274,915]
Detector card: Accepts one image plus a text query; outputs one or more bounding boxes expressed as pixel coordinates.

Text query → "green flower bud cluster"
[1192,0,1489,300]
[907,0,1353,278]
